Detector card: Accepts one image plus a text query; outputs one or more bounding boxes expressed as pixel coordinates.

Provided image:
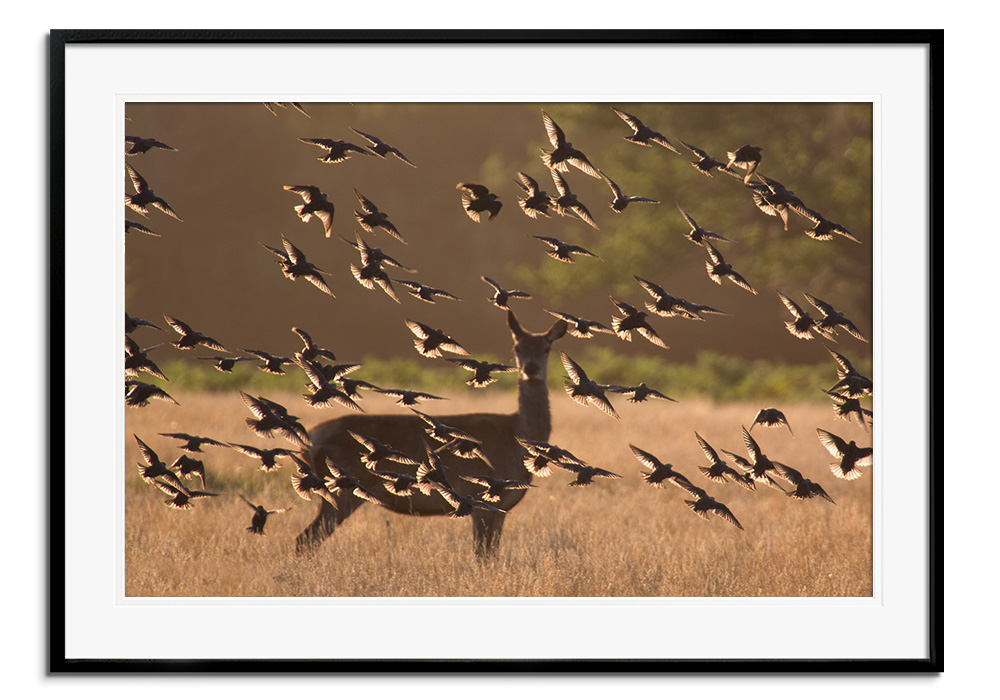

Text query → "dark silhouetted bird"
[516,437,585,478]
[322,461,388,507]
[125,380,178,408]
[634,277,726,321]
[703,243,756,294]
[197,355,253,373]
[539,109,600,178]
[461,475,534,502]
[367,467,420,497]
[342,232,415,272]
[375,387,447,407]
[816,429,873,481]
[415,446,453,496]
[457,183,503,222]
[629,444,694,489]
[533,235,597,264]
[298,137,371,164]
[608,382,676,404]
[674,481,744,530]
[611,107,679,152]
[261,235,335,297]
[336,375,381,402]
[825,346,873,398]
[434,482,506,518]
[795,206,861,243]
[679,141,738,178]
[405,320,469,358]
[513,171,553,218]
[694,432,756,490]
[610,297,669,348]
[805,294,867,342]
[125,313,162,334]
[557,461,622,487]
[227,443,295,473]
[599,170,659,213]
[543,309,614,339]
[125,164,182,221]
[560,352,619,418]
[125,219,159,237]
[825,390,873,431]
[550,170,599,229]
[301,376,365,412]
[350,257,400,304]
[434,436,494,469]
[776,291,832,340]
[163,314,227,352]
[349,431,421,470]
[239,495,291,535]
[240,392,309,447]
[242,348,293,375]
[159,432,226,453]
[283,185,336,238]
[721,427,787,492]
[171,454,207,489]
[481,276,531,309]
[447,358,518,387]
[350,127,416,167]
[750,408,793,436]
[125,336,168,380]
[292,326,337,364]
[134,435,184,490]
[746,175,805,232]
[125,136,177,156]
[677,205,734,246]
[354,189,404,243]
[774,463,836,504]
[154,481,219,510]
[410,409,483,447]
[394,279,461,304]
[726,145,764,183]
[289,454,338,506]
[294,354,361,385]
[295,356,364,412]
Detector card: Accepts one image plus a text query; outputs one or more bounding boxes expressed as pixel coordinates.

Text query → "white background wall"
[6,2,972,695]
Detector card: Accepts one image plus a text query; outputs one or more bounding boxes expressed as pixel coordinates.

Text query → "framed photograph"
[51,29,942,671]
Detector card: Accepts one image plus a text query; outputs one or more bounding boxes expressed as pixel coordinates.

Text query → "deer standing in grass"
[297,310,568,557]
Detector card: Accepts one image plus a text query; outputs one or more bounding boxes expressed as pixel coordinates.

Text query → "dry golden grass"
[124,391,872,598]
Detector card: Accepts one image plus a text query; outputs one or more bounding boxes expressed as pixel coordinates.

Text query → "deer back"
[308,411,530,516]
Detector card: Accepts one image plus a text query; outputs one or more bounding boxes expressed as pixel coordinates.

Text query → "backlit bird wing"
[560,352,588,384]
[541,110,565,147]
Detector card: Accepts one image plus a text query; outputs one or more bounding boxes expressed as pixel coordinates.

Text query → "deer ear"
[545,319,569,342]
[507,309,524,339]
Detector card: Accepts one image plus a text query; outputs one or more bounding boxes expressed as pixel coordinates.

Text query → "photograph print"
[122,99,874,598]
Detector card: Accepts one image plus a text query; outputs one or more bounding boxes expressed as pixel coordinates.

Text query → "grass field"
[124,391,872,598]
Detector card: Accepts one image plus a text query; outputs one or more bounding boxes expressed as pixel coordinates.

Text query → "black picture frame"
[49,28,943,673]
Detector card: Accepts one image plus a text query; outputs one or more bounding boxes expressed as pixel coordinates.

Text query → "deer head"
[507,310,568,383]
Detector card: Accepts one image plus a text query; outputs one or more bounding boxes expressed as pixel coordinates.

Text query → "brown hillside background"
[124,101,872,372]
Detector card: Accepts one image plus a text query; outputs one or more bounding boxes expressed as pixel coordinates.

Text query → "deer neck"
[515,377,552,442]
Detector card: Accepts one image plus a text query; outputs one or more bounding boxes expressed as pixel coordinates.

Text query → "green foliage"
[507,103,873,325]
[560,346,871,402]
[142,355,515,396]
[146,360,301,394]
[146,350,871,404]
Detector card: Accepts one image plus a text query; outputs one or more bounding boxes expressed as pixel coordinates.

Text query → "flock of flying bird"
[124,102,872,536]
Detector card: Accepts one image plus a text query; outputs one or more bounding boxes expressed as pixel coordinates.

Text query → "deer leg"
[295,491,367,555]
[472,511,507,558]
